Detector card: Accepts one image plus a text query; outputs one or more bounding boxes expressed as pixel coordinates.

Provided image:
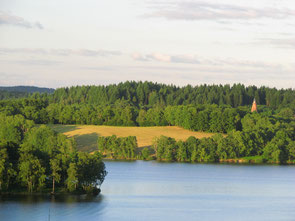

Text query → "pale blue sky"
[0,0,294,88]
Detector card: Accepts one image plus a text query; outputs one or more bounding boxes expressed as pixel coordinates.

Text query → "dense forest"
[0,114,107,194]
[1,100,245,133]
[50,82,295,108]
[98,135,137,159]
[0,97,293,134]
[1,81,295,108]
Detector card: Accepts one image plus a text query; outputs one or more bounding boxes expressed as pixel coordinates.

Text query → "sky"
[0,0,294,89]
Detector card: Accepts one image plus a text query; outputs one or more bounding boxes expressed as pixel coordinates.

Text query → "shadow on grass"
[74,133,99,153]
[48,125,79,133]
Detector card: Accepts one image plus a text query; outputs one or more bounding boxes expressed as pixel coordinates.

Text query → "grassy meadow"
[49,125,215,152]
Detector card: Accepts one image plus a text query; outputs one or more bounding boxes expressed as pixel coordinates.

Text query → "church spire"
[251,98,257,112]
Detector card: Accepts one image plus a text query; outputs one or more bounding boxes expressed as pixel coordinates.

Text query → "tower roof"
[251,98,257,112]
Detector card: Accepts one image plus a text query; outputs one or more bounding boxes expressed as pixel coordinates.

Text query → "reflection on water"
[0,194,104,204]
[1,161,295,221]
[0,194,106,221]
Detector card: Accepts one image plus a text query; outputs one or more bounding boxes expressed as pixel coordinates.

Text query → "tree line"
[98,135,137,159]
[96,113,295,164]
[152,129,295,164]
[1,81,295,109]
[50,81,295,109]
[0,114,107,194]
[2,97,294,134]
[0,90,30,100]
[0,86,54,101]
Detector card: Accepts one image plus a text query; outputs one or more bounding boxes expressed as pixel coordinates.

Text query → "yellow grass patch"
[49,125,215,152]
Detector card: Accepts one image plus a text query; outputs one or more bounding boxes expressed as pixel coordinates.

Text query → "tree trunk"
[52,177,55,194]
[28,180,32,193]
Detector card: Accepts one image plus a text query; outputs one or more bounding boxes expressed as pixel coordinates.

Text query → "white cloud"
[131,52,150,61]
[13,60,62,66]
[149,53,171,62]
[0,11,43,29]
[132,52,172,62]
[132,53,200,64]
[143,1,295,21]
[0,48,122,57]
[263,38,295,49]
[130,52,281,69]
[0,48,47,55]
[171,55,200,64]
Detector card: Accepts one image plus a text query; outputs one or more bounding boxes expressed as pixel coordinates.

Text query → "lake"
[1,161,295,221]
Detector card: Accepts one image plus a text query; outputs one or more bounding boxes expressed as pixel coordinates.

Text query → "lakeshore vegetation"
[0,81,295,193]
[94,112,295,163]
[0,115,107,194]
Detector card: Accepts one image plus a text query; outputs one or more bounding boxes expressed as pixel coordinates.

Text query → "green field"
[49,125,215,152]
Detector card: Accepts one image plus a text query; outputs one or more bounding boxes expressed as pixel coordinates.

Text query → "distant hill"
[0,86,55,100]
[0,86,54,94]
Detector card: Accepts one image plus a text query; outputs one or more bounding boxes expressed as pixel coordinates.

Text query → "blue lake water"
[1,161,295,221]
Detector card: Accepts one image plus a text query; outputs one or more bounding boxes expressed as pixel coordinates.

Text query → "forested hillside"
[0,86,54,100]
[0,86,54,94]
[51,81,295,109]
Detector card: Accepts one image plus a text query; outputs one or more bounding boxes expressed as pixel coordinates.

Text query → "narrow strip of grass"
[240,156,264,163]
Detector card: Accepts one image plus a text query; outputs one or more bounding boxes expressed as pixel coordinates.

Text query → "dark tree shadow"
[74,133,99,153]
[136,145,155,155]
[49,125,79,133]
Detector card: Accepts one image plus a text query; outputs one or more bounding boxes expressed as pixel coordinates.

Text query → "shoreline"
[0,188,101,197]
[102,158,295,165]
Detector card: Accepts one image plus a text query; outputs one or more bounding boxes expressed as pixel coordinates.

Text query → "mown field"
[49,125,215,152]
